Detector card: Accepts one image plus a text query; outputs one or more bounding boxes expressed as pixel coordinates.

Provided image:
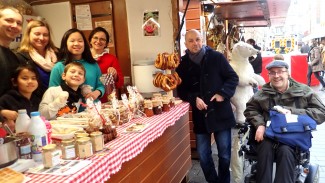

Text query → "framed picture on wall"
[142,11,160,37]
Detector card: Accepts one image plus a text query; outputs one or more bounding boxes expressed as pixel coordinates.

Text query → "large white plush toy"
[230,41,265,124]
[230,41,266,183]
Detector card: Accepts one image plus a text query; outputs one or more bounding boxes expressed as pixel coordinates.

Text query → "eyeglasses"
[92,36,107,42]
[268,70,288,76]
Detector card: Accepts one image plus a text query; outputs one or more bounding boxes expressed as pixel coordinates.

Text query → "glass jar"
[42,144,60,168]
[144,100,154,117]
[90,131,104,152]
[162,100,170,112]
[170,97,175,108]
[152,100,162,115]
[76,137,93,159]
[15,132,32,159]
[61,139,76,160]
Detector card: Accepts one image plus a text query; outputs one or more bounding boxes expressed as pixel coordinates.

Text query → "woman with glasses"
[88,27,124,103]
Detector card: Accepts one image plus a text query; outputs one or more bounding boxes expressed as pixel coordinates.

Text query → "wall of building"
[32,2,73,47]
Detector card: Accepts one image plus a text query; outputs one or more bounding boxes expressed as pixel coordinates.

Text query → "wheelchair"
[236,123,320,183]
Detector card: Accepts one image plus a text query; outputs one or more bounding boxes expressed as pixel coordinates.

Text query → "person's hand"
[3,119,15,132]
[255,125,265,142]
[85,90,101,100]
[273,105,291,114]
[196,97,207,110]
[210,93,224,102]
[0,110,18,121]
[107,67,117,80]
[53,91,69,108]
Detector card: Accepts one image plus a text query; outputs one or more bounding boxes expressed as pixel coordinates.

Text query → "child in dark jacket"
[0,64,41,131]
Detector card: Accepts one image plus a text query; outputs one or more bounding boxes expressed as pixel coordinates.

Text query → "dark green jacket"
[244,78,325,129]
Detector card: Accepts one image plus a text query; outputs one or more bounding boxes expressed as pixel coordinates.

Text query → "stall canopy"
[206,0,291,27]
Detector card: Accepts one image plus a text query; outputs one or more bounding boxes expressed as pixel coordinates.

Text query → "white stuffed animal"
[230,41,266,183]
[230,41,265,124]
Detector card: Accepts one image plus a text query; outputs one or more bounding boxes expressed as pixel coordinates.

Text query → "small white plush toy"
[230,41,265,124]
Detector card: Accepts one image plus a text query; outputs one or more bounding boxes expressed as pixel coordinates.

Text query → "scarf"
[29,48,58,72]
[60,81,82,108]
[186,46,206,65]
[92,48,109,60]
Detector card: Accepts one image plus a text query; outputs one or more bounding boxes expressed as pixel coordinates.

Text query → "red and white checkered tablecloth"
[25,102,189,183]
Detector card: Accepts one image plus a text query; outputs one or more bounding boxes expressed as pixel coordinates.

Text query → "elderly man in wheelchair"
[242,60,325,183]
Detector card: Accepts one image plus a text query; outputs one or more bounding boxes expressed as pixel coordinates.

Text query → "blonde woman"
[16,19,58,95]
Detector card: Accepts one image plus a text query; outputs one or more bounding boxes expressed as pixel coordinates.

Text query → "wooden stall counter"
[25,102,191,183]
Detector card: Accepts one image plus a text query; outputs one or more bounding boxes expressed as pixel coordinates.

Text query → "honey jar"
[76,137,93,159]
[61,139,76,160]
[42,144,60,168]
[90,131,104,152]
[162,100,170,112]
[152,100,162,115]
[144,100,154,117]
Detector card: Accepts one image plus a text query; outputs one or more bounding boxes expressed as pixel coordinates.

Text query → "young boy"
[39,62,86,120]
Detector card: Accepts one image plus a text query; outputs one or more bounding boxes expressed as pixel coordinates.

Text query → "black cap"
[265,60,289,70]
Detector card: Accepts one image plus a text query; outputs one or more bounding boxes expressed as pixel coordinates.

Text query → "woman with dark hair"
[89,27,124,103]
[49,28,105,105]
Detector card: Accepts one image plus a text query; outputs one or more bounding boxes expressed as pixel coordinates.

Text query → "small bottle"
[28,111,48,163]
[41,117,52,144]
[61,139,76,160]
[42,144,60,168]
[15,109,31,133]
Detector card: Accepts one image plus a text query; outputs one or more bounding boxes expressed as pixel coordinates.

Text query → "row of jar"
[143,94,175,117]
[17,131,104,168]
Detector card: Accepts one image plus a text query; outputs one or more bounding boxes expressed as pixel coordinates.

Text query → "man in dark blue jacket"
[176,29,239,183]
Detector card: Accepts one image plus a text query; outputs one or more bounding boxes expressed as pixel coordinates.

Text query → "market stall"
[21,102,190,182]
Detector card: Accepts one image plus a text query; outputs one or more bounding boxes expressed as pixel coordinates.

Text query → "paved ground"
[188,85,325,183]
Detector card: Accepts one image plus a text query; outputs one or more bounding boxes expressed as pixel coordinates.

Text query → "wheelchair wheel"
[305,163,319,183]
